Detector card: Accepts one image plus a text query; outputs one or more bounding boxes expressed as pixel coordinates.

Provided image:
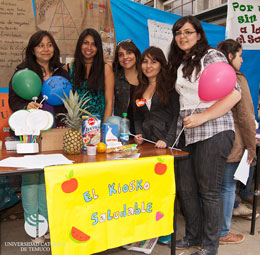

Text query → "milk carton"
[101,123,119,147]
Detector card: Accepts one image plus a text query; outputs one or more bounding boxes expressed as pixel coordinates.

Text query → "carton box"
[39,128,68,152]
[101,123,119,147]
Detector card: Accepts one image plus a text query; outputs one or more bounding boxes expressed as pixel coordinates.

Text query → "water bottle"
[120,113,130,145]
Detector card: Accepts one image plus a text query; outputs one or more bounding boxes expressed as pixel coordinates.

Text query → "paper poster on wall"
[226,0,260,49]
[148,19,173,58]
[0,0,36,87]
[0,88,12,141]
[35,0,116,62]
[44,155,175,255]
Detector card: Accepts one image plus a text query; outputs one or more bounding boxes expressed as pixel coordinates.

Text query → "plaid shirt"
[176,49,241,146]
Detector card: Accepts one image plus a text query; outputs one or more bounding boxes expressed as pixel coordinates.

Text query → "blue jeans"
[21,173,48,223]
[220,162,238,237]
[176,131,234,252]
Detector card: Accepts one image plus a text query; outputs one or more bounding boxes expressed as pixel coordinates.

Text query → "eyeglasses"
[175,31,197,37]
[116,39,133,46]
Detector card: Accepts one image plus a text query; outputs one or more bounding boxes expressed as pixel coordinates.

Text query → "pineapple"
[58,90,92,155]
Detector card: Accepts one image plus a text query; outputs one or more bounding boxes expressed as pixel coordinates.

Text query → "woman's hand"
[27,102,42,110]
[183,112,207,128]
[134,134,144,145]
[155,140,167,148]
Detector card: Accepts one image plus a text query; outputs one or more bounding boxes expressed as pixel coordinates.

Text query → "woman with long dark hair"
[67,28,114,122]
[134,46,179,149]
[168,16,241,255]
[113,39,141,132]
[218,39,255,245]
[8,30,69,243]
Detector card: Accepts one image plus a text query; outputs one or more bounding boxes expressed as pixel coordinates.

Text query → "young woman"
[67,28,114,122]
[8,30,69,243]
[168,16,241,255]
[217,39,256,244]
[134,46,179,149]
[113,39,141,132]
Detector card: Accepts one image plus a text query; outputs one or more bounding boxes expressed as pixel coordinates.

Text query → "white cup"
[87,145,97,155]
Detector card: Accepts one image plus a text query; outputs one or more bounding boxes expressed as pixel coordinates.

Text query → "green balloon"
[12,69,42,100]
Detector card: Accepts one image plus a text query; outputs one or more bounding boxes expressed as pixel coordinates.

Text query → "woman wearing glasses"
[168,16,241,255]
[67,28,114,122]
[113,39,141,132]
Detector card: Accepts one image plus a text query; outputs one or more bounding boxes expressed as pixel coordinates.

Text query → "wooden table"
[0,143,188,255]
[0,143,188,175]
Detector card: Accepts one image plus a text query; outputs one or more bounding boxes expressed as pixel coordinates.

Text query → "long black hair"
[113,40,141,73]
[21,30,62,80]
[217,39,242,69]
[168,15,210,86]
[72,28,104,92]
[134,46,170,107]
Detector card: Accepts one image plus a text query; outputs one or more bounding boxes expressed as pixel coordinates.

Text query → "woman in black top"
[113,40,141,132]
[134,46,179,148]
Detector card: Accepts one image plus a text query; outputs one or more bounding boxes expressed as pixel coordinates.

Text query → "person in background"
[66,28,114,122]
[217,39,256,244]
[134,46,179,149]
[113,39,141,133]
[168,16,241,255]
[8,30,69,243]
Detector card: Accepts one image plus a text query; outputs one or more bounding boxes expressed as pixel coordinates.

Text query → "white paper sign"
[148,19,173,58]
[226,0,260,49]
[234,149,250,185]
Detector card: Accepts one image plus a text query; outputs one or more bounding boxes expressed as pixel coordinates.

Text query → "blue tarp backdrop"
[111,0,260,118]
[1,0,259,117]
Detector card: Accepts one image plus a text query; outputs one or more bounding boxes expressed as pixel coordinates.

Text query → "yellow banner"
[44,155,175,254]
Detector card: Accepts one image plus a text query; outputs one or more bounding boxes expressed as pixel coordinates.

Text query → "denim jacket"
[114,69,136,132]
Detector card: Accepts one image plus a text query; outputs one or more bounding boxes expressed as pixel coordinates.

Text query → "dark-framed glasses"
[175,31,197,37]
[116,39,133,46]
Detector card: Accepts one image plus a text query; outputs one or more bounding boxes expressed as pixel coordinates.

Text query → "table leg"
[250,146,260,235]
[171,198,176,255]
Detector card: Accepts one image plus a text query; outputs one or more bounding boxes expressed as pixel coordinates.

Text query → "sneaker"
[191,248,217,255]
[176,236,200,250]
[232,203,252,216]
[158,234,171,245]
[219,232,245,244]
[31,236,45,244]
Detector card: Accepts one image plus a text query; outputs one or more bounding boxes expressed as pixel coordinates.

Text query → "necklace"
[85,62,93,64]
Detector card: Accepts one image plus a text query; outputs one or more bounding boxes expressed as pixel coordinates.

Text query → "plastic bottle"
[120,113,130,145]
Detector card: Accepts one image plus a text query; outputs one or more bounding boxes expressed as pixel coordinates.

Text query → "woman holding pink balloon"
[8,30,69,244]
[168,16,241,255]
[217,39,256,245]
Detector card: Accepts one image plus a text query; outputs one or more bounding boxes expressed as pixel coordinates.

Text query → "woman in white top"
[168,16,241,255]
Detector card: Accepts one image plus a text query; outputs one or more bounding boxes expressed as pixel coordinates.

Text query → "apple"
[154,157,167,175]
[61,170,78,193]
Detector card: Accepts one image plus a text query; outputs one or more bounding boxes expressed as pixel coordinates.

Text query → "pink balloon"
[198,62,236,101]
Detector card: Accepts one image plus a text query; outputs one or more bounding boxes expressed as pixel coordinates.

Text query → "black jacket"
[8,63,69,127]
[114,69,136,133]
[134,90,179,147]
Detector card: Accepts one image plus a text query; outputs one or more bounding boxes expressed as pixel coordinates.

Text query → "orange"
[96,142,107,153]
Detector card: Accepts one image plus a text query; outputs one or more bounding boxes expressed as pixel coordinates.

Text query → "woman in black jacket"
[133,46,179,149]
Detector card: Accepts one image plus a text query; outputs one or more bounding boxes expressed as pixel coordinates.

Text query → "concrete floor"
[0,199,259,255]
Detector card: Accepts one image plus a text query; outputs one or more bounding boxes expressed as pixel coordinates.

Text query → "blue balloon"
[41,76,72,106]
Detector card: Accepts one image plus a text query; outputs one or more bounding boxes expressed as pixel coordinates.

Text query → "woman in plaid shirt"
[168,16,241,255]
